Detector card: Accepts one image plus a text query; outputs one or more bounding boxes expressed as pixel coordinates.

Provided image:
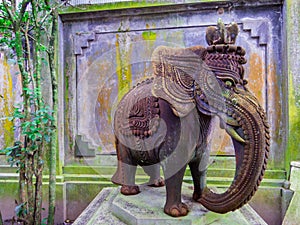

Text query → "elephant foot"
[192,192,202,202]
[148,177,165,187]
[121,185,140,195]
[164,202,189,217]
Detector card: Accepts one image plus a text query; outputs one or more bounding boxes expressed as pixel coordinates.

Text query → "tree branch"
[24,18,37,107]
[11,0,16,10]
[18,0,31,25]
[39,0,70,28]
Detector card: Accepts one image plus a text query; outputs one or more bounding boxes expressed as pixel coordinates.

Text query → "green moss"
[115,33,132,101]
[0,182,19,197]
[286,0,300,175]
[142,31,157,41]
[1,54,14,148]
[59,0,227,14]
[287,78,300,162]
[66,183,101,202]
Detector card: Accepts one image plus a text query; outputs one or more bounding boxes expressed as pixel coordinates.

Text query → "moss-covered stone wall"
[0,52,17,152]
[285,0,300,172]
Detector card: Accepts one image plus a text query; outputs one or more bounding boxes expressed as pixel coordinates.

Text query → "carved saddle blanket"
[114,78,160,139]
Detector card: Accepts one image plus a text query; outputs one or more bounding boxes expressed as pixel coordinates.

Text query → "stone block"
[74,184,268,225]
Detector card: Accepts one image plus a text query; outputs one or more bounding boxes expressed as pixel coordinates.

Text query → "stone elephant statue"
[111,43,270,217]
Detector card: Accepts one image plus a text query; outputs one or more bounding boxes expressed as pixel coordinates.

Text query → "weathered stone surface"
[73,184,268,225]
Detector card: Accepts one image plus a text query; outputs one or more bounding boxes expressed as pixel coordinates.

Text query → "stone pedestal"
[73,183,267,225]
[283,161,300,224]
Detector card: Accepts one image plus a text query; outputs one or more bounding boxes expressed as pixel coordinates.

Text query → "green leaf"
[15,202,27,217]
[29,133,36,140]
[42,117,48,124]
[22,121,31,129]
[39,44,48,52]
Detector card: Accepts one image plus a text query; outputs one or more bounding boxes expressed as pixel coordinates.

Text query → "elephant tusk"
[225,116,239,126]
[225,125,245,143]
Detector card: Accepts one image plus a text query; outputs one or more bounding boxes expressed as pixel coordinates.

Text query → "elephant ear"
[151,46,207,117]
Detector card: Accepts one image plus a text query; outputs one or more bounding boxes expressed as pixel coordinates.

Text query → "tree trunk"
[19,163,27,220]
[26,155,35,224]
[0,210,3,225]
[34,145,44,225]
[47,8,58,224]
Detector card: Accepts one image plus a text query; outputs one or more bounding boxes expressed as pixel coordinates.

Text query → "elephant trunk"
[199,87,270,213]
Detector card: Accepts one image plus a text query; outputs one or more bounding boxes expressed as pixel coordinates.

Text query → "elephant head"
[151,43,270,213]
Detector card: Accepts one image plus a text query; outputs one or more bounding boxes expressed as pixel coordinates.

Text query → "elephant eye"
[224,79,235,88]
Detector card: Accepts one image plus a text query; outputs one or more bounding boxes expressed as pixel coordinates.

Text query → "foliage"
[2,96,55,167]
[0,0,66,224]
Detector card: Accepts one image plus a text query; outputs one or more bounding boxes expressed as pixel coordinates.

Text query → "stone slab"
[283,162,300,225]
[73,183,268,225]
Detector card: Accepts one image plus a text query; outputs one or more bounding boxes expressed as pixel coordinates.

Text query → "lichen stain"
[208,119,233,155]
[96,72,114,148]
[0,53,14,148]
[288,71,300,163]
[142,31,157,41]
[267,63,281,138]
[142,24,157,78]
[210,133,233,156]
[97,83,113,122]
[116,33,132,101]
[266,62,282,167]
[247,53,265,105]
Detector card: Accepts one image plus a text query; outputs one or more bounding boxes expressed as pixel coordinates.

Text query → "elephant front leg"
[189,158,207,201]
[163,165,189,217]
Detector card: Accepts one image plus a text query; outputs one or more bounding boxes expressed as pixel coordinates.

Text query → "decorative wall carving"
[241,18,270,45]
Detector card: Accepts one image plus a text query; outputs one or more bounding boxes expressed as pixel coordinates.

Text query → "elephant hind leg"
[142,165,165,187]
[113,162,141,195]
[112,162,141,195]
[120,185,140,195]
[112,139,140,195]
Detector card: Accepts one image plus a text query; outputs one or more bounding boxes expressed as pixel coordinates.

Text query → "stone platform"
[73,183,268,225]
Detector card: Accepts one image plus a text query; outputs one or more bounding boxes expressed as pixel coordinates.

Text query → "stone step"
[61,173,285,188]
[75,135,97,157]
[73,183,268,225]
[61,154,288,178]
[0,164,286,188]
[63,165,286,180]
[61,165,286,188]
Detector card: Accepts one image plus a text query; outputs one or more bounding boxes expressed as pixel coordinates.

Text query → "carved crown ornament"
[204,19,248,87]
